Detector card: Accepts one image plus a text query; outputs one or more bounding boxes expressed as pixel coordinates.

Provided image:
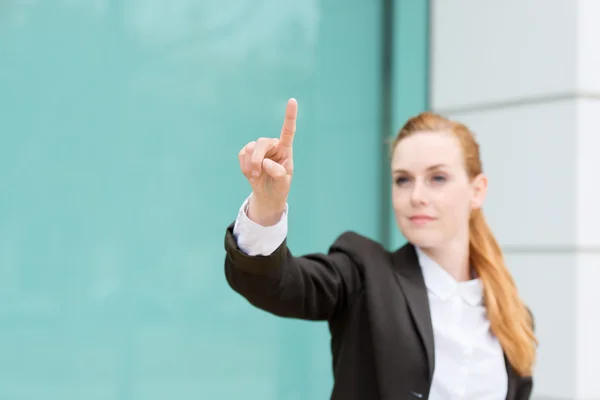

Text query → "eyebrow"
[392,164,449,174]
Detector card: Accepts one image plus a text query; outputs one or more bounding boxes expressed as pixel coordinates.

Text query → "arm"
[514,377,532,400]
[514,308,535,399]
[224,196,363,321]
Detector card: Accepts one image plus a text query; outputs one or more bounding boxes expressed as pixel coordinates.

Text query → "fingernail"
[252,170,260,177]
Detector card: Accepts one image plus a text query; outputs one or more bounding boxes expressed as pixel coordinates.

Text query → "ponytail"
[469,209,537,376]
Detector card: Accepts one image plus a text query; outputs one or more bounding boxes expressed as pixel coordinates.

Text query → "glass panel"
[0,0,392,398]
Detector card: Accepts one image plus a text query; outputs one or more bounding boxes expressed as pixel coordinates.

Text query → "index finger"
[279,98,298,148]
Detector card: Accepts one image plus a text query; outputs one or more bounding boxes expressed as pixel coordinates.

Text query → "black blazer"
[223,224,533,400]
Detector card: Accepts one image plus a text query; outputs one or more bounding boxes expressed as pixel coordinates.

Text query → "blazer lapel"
[363,243,435,399]
[392,244,435,380]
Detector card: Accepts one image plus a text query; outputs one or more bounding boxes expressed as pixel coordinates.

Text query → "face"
[391,131,487,250]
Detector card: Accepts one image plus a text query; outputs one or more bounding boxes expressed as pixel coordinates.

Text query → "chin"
[401,229,442,250]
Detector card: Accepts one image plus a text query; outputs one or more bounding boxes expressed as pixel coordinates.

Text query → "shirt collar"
[414,246,483,307]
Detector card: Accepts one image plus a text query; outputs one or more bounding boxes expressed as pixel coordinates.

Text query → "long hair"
[393,111,537,377]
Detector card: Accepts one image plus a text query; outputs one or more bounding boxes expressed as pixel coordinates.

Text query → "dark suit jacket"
[224,224,533,400]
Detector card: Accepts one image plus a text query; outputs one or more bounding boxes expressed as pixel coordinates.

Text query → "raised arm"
[224,98,363,321]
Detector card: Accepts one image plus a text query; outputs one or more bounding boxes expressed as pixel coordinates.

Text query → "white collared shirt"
[233,196,508,399]
[415,248,507,400]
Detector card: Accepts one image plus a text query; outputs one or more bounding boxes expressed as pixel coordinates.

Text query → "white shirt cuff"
[232,194,288,256]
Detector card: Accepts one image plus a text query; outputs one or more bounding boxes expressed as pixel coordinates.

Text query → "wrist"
[247,195,286,227]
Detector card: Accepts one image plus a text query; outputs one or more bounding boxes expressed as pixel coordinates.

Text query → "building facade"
[430,1,600,399]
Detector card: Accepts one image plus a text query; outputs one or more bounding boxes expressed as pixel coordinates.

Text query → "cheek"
[391,188,408,212]
[435,191,472,223]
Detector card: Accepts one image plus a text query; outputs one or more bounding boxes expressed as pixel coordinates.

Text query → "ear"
[470,173,488,210]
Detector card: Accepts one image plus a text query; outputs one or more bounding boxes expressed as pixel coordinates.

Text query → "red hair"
[393,111,537,377]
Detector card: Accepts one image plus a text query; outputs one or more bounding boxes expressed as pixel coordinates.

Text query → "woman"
[223,98,537,400]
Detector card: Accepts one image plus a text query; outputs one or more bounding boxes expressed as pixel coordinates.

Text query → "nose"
[410,181,428,206]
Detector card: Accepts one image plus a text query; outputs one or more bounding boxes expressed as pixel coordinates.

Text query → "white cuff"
[232,194,288,256]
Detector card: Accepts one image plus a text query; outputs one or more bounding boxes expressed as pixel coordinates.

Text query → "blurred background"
[0,0,598,399]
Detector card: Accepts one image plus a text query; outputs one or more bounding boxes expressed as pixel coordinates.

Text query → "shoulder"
[328,231,392,262]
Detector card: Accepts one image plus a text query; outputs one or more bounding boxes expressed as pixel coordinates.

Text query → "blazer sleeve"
[514,377,533,400]
[223,223,363,321]
[515,308,536,400]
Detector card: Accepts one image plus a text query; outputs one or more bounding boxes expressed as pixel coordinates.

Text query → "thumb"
[262,159,287,179]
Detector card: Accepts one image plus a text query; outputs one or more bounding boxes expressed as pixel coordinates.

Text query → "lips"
[409,215,435,225]
[409,215,434,221]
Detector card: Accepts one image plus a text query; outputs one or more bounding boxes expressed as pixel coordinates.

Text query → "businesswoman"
[223,98,537,400]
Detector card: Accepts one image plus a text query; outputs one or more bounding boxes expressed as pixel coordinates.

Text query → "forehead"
[392,131,464,171]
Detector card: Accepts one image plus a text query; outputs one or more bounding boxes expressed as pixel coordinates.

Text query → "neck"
[421,238,471,282]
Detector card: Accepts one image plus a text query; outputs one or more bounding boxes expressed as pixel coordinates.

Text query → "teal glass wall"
[389,0,430,248]
[0,1,428,398]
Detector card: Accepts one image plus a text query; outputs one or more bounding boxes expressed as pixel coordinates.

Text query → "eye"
[431,175,447,183]
[395,176,409,186]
